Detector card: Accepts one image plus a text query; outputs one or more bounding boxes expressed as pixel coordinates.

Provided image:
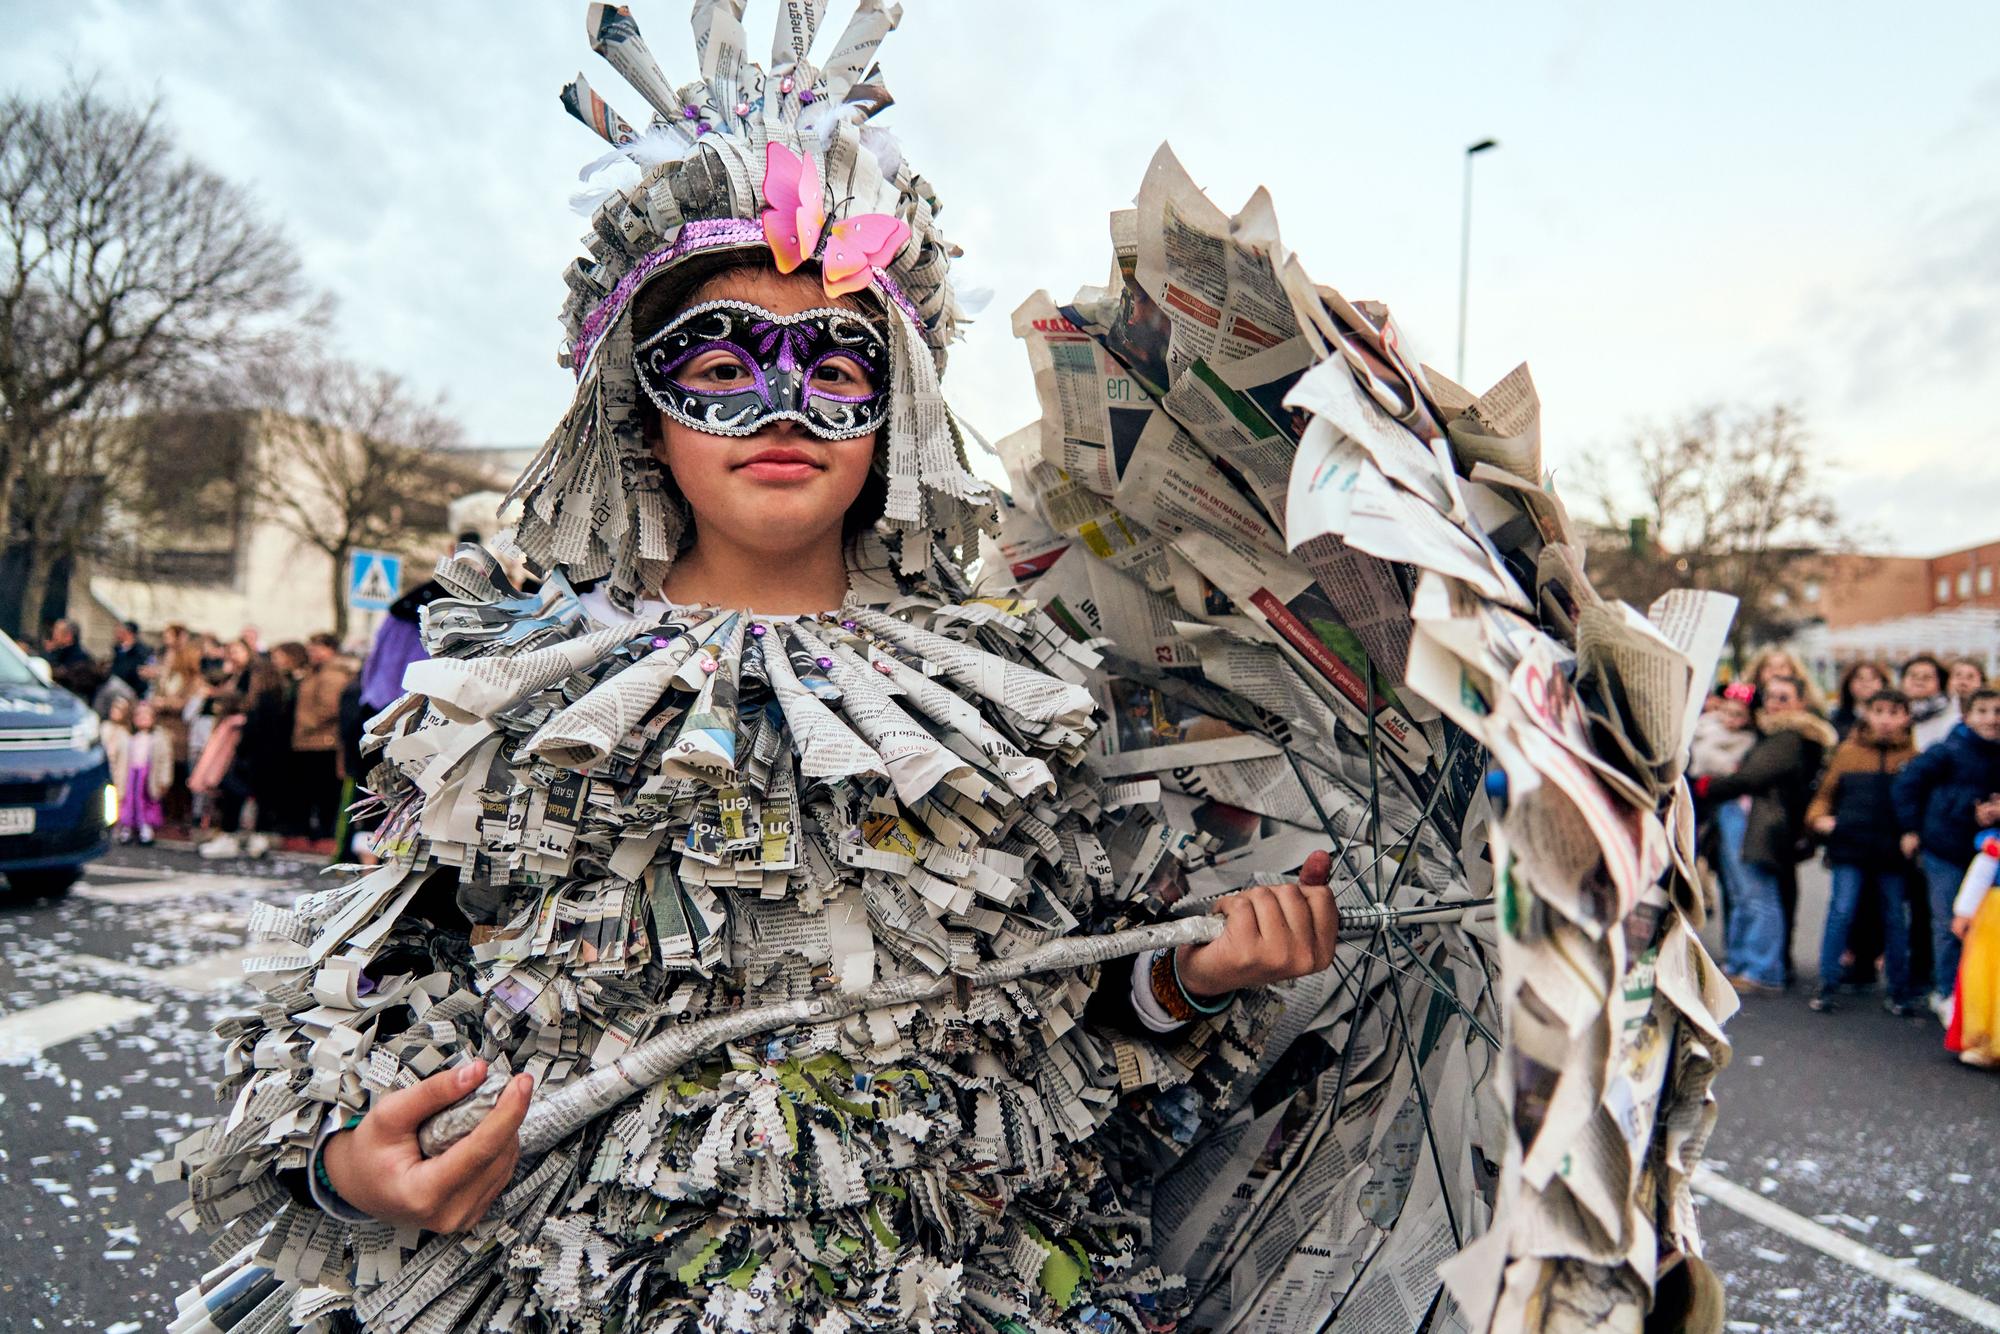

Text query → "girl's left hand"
[1177,850,1340,998]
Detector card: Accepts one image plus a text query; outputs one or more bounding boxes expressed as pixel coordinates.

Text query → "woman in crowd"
[1830,660,1892,739]
[1829,659,1898,984]
[1904,654,1957,752]
[1744,647,1828,716]
[188,692,247,841]
[200,653,296,859]
[1694,676,1837,995]
[221,637,257,697]
[149,638,208,831]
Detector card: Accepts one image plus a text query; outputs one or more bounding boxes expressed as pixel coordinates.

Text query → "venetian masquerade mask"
[634,298,890,441]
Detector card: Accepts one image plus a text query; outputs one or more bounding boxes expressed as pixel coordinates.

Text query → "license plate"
[0,807,33,836]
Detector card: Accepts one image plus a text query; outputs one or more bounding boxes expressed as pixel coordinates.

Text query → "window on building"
[1959,570,1974,598]
[1981,567,1995,596]
[1938,575,1953,602]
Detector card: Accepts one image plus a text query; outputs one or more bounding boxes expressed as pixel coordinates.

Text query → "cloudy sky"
[8,2,1998,554]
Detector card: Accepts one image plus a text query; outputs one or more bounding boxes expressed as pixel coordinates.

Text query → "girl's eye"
[811,356,871,391]
[676,352,755,388]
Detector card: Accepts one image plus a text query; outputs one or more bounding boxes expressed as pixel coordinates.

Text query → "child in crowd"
[1805,689,1921,1014]
[116,702,173,846]
[101,696,133,811]
[1947,659,1988,705]
[1895,687,2000,1023]
[1948,832,2000,1067]
[1691,683,1759,778]
[1689,682,1759,920]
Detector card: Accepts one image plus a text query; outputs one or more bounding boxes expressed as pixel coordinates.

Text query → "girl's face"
[1720,699,1751,731]
[108,699,131,725]
[1902,661,1941,699]
[225,641,251,671]
[1850,664,1884,702]
[1755,656,1794,687]
[644,267,879,566]
[1949,662,1985,700]
[132,704,155,730]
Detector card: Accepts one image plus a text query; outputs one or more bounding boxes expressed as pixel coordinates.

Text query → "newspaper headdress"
[505,2,995,606]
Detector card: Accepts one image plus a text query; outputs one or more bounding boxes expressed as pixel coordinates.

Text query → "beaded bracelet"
[312,1112,366,1208]
[1149,945,1233,1023]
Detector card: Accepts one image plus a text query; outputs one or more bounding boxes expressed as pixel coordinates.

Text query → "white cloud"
[6,0,1997,555]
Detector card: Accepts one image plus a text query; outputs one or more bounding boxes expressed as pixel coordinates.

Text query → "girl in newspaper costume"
[169,6,1342,1332]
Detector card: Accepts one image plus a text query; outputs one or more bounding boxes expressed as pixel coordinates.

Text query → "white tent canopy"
[1784,607,2000,682]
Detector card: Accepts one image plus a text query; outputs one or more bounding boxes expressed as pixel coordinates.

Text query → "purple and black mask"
[633,299,890,442]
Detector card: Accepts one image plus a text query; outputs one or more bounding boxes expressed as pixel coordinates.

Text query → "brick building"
[1783,537,2000,681]
[1789,540,2000,628]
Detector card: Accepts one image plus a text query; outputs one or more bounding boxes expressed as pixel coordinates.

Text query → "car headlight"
[103,783,118,825]
[70,712,101,750]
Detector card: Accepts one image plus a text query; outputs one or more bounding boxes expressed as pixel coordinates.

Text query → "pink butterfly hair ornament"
[761,142,910,299]
[761,142,826,274]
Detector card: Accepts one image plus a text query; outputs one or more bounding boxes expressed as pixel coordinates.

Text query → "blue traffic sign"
[348,549,402,611]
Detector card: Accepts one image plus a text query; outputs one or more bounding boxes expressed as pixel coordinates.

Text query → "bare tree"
[1582,403,1845,660]
[244,354,469,638]
[0,80,304,631]
[8,395,129,628]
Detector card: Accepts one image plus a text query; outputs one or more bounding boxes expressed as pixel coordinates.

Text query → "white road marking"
[76,872,282,904]
[0,992,156,1061]
[77,863,180,881]
[71,946,259,993]
[1694,1168,2000,1331]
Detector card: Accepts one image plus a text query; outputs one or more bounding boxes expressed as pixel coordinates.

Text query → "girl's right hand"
[1953,915,1974,941]
[320,1060,532,1233]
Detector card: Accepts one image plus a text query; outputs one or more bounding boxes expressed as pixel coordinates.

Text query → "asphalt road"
[1696,863,2000,1333]
[0,849,1993,1332]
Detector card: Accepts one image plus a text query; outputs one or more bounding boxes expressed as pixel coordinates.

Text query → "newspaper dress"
[168,541,1286,1333]
[171,5,1742,1331]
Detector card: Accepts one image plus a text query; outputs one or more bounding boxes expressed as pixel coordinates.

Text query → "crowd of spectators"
[1689,648,2000,1067]
[25,608,429,859]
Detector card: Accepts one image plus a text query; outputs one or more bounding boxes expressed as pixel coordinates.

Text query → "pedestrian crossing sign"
[348,549,402,610]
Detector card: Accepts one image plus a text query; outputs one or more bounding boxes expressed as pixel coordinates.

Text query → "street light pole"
[1456,138,1498,385]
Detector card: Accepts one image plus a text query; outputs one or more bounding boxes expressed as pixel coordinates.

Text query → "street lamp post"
[1456,137,1498,385]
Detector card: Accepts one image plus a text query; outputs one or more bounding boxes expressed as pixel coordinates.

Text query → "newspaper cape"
[164,6,1739,1333]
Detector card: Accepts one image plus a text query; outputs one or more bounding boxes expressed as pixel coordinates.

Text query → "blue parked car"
[0,635,112,897]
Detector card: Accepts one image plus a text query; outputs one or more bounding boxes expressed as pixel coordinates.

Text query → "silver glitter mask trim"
[633,299,891,442]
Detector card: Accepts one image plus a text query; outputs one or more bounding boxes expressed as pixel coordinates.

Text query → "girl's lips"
[736,459,823,482]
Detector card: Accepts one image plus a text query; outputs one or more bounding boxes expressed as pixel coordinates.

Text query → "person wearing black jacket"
[1894,688,2000,1017]
[109,620,153,694]
[198,652,297,858]
[1693,677,1837,995]
[1803,691,1921,1013]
